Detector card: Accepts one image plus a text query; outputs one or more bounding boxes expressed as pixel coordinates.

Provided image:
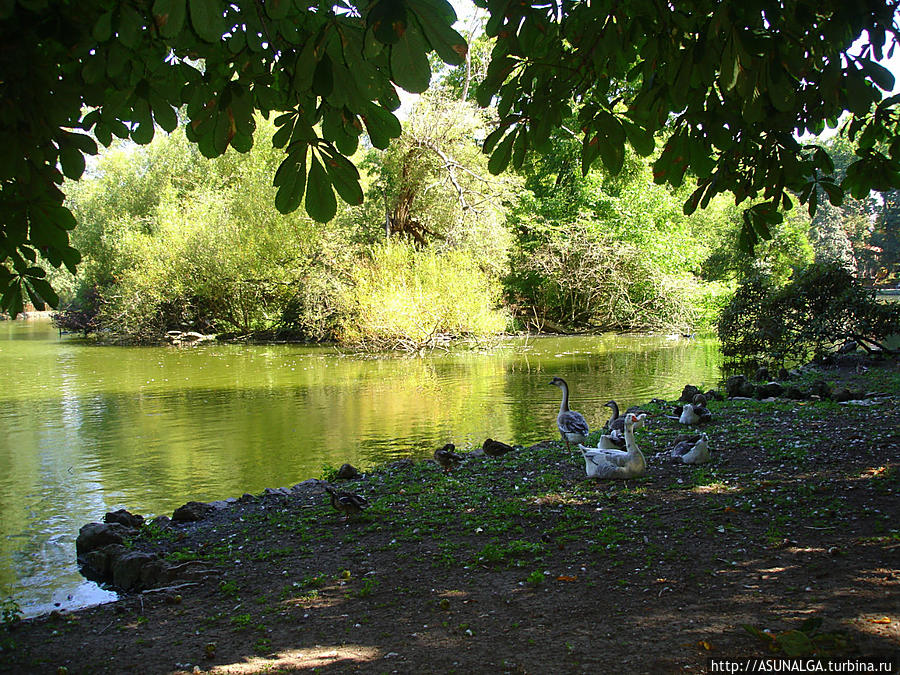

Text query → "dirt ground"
[1,359,899,674]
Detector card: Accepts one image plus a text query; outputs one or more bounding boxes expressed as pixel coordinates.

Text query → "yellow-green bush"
[339,241,509,350]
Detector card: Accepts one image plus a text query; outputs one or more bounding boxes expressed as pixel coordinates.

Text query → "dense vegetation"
[53,86,845,347]
[4,0,900,319]
[719,263,900,369]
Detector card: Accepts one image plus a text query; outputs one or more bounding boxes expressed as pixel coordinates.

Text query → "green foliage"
[340,240,509,350]
[367,93,518,271]
[718,263,900,367]
[0,595,22,651]
[504,220,700,332]
[4,0,900,317]
[478,0,900,253]
[525,570,545,586]
[0,0,467,314]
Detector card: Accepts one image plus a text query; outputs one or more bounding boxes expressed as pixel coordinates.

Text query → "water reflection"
[0,319,722,616]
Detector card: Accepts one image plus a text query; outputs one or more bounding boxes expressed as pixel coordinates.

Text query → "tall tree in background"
[3,0,900,314]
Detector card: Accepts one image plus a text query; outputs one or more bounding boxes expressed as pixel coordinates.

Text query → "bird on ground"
[434,443,464,471]
[324,484,369,520]
[679,402,712,425]
[597,412,648,449]
[550,376,590,450]
[482,438,515,457]
[579,413,646,479]
[669,433,711,464]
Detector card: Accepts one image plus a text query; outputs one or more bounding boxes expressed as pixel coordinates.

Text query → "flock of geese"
[550,376,713,479]
[326,375,714,518]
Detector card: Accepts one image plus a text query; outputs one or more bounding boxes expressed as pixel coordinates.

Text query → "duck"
[579,413,646,479]
[670,433,710,464]
[549,376,590,450]
[679,402,712,425]
[482,438,515,457]
[324,484,369,520]
[434,443,464,471]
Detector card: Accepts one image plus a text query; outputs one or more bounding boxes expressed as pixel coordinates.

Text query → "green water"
[0,318,722,616]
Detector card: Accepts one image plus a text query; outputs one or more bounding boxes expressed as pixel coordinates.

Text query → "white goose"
[550,376,590,450]
[579,413,646,479]
[670,433,710,464]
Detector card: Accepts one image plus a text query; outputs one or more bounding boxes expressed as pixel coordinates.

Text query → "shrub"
[339,241,509,350]
[718,263,900,367]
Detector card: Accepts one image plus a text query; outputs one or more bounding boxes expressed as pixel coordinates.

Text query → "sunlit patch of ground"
[208,645,382,673]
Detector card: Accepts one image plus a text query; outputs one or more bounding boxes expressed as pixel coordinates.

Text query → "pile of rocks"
[76,479,325,592]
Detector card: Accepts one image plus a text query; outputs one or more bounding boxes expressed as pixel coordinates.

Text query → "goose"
[603,401,648,433]
[597,412,648,449]
[670,433,710,464]
[579,413,646,479]
[482,438,515,457]
[324,484,369,520]
[549,376,590,450]
[679,402,712,425]
[434,443,464,471]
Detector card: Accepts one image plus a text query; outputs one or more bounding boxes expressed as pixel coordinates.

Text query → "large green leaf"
[390,22,431,93]
[321,149,363,205]
[58,143,85,180]
[189,0,224,43]
[487,130,514,175]
[361,103,401,149]
[410,0,466,66]
[305,154,337,222]
[367,0,407,45]
[153,0,186,39]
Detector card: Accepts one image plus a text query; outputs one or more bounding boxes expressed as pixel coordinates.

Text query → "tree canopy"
[2,0,900,315]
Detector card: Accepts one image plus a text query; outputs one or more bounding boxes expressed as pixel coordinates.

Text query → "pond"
[0,318,723,617]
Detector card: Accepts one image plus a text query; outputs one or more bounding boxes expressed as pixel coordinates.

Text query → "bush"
[718,263,900,367]
[504,221,700,333]
[339,241,509,350]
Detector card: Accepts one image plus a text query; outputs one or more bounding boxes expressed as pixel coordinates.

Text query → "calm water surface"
[0,318,722,616]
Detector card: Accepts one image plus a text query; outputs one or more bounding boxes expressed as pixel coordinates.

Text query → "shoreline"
[2,357,898,673]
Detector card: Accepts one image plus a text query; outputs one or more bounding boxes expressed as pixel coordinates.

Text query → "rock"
[81,544,129,580]
[778,368,790,380]
[679,385,701,403]
[387,458,415,472]
[149,515,171,531]
[832,387,852,402]
[103,509,144,529]
[112,551,159,591]
[703,389,723,401]
[172,501,214,522]
[75,522,135,556]
[784,386,807,400]
[263,487,290,497]
[140,559,175,589]
[754,367,770,382]
[238,493,256,503]
[725,375,747,398]
[809,380,832,399]
[335,463,360,479]
[756,381,785,399]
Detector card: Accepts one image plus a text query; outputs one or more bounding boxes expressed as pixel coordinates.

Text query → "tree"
[3,0,900,315]
[0,0,467,316]
[475,0,900,250]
